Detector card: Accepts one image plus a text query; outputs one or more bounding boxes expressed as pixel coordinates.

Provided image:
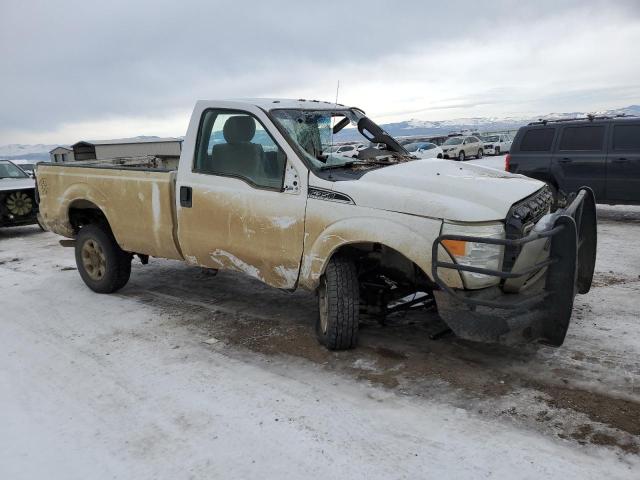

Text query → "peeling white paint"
[270,216,298,229]
[184,255,198,265]
[273,265,298,285]
[151,182,161,227]
[210,249,263,281]
[151,181,161,248]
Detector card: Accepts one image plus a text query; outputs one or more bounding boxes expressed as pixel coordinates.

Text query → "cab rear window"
[519,128,555,151]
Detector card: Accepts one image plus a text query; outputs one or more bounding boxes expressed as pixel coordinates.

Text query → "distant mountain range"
[369,104,640,140]
[2,105,638,160]
[0,143,63,161]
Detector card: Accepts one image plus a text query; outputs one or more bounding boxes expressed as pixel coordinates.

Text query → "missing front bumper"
[431,187,597,347]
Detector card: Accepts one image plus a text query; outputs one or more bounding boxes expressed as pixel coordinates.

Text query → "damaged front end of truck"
[432,187,597,347]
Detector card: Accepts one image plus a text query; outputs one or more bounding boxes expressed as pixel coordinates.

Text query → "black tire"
[495,147,500,156]
[315,256,359,350]
[458,151,466,161]
[476,149,483,159]
[75,223,132,293]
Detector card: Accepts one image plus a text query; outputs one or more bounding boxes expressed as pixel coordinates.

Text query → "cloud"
[1,0,639,143]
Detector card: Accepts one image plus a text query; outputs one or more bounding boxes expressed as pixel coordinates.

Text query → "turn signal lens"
[442,239,467,256]
[440,222,506,289]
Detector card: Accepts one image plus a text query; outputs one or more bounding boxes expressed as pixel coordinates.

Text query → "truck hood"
[0,177,35,191]
[335,159,544,222]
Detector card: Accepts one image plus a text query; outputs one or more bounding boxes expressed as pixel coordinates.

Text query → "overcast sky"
[1,0,639,144]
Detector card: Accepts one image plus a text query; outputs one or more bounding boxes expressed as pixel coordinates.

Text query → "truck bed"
[37,162,183,260]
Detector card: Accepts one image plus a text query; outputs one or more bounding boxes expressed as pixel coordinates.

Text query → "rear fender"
[43,182,112,238]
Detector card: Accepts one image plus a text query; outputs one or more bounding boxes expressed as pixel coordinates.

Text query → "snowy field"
[1,200,640,478]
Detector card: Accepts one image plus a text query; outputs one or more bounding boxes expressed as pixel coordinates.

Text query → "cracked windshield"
[271,109,408,170]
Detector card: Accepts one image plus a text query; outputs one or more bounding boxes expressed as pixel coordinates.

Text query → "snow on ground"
[1,205,639,479]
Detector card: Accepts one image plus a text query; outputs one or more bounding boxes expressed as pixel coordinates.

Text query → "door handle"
[180,186,192,207]
[612,158,629,163]
[558,158,572,164]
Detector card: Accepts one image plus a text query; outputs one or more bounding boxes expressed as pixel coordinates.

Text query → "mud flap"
[575,187,597,295]
[539,215,577,346]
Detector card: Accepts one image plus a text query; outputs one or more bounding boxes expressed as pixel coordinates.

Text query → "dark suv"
[506,116,640,205]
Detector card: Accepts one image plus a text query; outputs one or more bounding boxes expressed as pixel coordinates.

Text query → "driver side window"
[194,109,286,190]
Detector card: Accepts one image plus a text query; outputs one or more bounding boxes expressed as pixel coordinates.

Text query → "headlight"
[440,222,505,289]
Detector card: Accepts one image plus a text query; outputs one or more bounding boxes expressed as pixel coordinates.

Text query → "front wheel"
[495,147,500,156]
[458,151,466,161]
[75,224,132,293]
[315,257,359,350]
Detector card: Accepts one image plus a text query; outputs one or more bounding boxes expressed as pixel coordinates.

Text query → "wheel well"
[68,200,109,234]
[329,242,435,307]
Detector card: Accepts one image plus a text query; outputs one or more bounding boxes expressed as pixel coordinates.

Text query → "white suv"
[441,135,483,161]
[482,134,512,155]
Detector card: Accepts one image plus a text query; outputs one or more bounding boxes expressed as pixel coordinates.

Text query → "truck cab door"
[552,124,607,199]
[176,104,307,289]
[606,122,640,203]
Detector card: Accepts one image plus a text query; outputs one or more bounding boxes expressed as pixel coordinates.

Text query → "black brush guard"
[431,187,597,346]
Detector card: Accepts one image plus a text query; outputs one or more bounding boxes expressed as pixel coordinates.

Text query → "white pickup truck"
[36,99,597,350]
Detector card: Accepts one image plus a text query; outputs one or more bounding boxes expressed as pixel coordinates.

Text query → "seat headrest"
[223,116,256,143]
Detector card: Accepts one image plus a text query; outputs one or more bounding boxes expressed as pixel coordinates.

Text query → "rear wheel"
[75,224,132,293]
[458,151,466,161]
[476,149,483,159]
[315,256,359,350]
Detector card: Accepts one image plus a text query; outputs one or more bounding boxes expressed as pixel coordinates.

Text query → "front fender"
[298,214,462,290]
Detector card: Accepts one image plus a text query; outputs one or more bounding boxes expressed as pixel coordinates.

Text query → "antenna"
[327,80,340,179]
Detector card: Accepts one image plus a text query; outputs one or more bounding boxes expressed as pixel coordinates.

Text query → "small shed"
[71,137,182,162]
[49,146,74,163]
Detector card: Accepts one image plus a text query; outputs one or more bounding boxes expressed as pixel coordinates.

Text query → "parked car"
[441,135,483,160]
[482,134,512,156]
[404,142,443,159]
[10,159,40,176]
[326,144,359,158]
[0,160,40,228]
[37,99,596,351]
[507,116,640,205]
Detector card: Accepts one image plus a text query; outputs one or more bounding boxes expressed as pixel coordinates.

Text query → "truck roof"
[73,137,182,147]
[201,98,358,112]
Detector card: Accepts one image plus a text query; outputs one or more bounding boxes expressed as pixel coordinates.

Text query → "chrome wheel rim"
[318,277,329,334]
[81,239,106,281]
